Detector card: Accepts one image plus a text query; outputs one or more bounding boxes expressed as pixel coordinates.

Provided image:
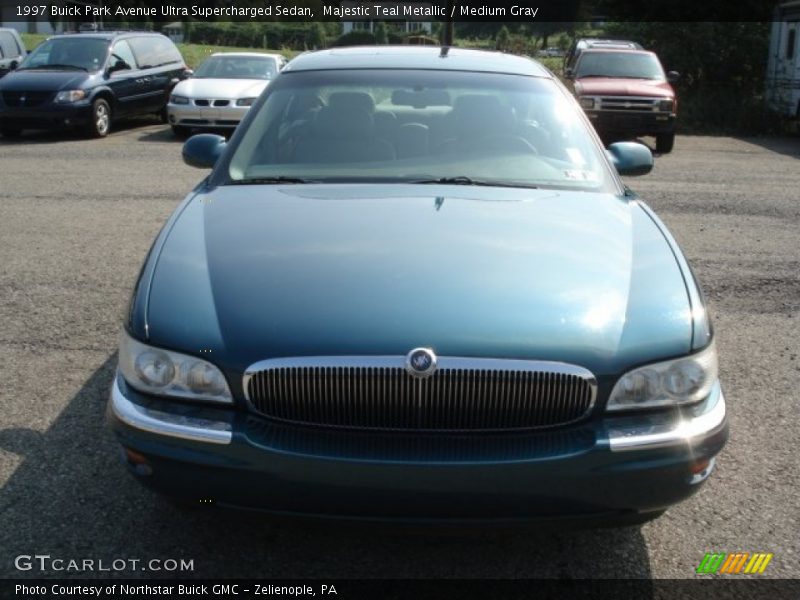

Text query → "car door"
[128,36,184,114]
[105,39,143,117]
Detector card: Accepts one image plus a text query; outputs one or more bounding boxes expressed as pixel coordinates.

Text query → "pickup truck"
[568,48,679,154]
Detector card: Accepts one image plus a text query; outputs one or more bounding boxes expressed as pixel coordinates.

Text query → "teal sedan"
[108,47,727,525]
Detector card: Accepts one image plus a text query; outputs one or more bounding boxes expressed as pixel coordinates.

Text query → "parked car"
[537,47,565,58]
[108,46,727,525]
[0,31,190,138]
[167,52,287,137]
[569,48,679,153]
[564,38,643,74]
[0,28,26,78]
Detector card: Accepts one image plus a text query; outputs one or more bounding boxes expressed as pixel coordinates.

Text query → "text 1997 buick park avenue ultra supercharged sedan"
[107,46,728,526]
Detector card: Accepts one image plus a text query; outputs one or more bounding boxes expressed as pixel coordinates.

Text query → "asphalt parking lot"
[0,122,798,579]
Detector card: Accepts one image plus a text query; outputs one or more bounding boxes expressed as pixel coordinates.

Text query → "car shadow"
[733,135,800,160]
[136,126,183,144]
[0,355,654,582]
[0,115,165,145]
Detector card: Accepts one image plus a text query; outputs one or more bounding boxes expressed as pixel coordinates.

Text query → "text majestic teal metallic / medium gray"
[108,47,727,524]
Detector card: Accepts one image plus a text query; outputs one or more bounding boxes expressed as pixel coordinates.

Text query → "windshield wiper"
[19,63,88,71]
[412,176,538,189]
[228,177,315,185]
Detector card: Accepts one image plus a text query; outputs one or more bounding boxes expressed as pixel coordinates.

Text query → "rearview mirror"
[606,142,653,176]
[183,134,227,169]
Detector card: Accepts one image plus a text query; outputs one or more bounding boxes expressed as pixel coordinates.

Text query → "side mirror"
[9,60,18,71]
[183,134,226,169]
[667,71,680,83]
[606,142,653,176]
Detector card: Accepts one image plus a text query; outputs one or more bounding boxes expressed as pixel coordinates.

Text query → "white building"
[766,1,800,117]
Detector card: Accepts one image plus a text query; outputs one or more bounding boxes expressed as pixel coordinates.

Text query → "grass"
[178,43,299,68]
[20,33,298,69]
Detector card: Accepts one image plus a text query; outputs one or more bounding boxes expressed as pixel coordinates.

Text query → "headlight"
[579,97,595,110]
[236,97,256,107]
[658,99,674,112]
[118,329,232,404]
[170,95,190,105]
[606,341,718,412]
[55,90,87,103]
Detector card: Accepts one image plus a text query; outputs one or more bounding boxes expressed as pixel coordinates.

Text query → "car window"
[19,37,108,71]
[111,40,137,70]
[0,32,21,58]
[194,55,277,80]
[128,36,182,69]
[576,52,666,80]
[227,69,615,193]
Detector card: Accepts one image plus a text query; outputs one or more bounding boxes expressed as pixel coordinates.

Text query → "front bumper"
[0,102,93,130]
[108,373,728,522]
[585,110,676,136]
[167,102,248,129]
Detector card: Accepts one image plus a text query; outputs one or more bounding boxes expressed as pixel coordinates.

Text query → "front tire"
[85,98,111,138]
[655,132,675,154]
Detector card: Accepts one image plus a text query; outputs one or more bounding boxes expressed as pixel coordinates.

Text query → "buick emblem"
[405,347,437,378]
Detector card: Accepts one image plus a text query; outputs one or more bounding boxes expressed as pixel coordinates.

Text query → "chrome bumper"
[110,372,726,454]
[607,382,727,452]
[109,375,232,444]
[167,103,248,128]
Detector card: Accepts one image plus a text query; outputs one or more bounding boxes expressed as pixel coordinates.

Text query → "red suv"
[569,49,679,153]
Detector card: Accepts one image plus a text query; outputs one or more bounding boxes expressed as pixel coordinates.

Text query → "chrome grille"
[598,96,662,112]
[244,357,596,431]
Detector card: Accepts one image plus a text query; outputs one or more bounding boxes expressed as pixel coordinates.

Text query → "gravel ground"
[0,123,798,580]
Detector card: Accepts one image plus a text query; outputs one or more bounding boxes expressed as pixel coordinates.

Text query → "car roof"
[579,38,640,46]
[49,31,166,41]
[284,46,551,78]
[210,52,285,59]
[579,48,656,57]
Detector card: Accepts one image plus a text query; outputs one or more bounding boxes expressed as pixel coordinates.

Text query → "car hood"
[145,185,692,377]
[575,78,674,98]
[172,77,268,99]
[0,69,91,92]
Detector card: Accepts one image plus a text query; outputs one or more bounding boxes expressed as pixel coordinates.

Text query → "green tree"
[307,23,327,49]
[375,22,389,45]
[495,26,510,51]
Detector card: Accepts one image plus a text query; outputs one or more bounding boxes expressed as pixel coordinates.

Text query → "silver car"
[167,52,287,136]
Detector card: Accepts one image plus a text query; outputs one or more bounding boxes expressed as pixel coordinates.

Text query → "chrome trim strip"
[242,356,598,431]
[607,384,726,452]
[243,355,598,402]
[109,375,232,445]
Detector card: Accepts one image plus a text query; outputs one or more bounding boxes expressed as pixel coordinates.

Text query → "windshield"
[195,55,277,80]
[19,38,109,71]
[576,52,665,80]
[227,69,615,192]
